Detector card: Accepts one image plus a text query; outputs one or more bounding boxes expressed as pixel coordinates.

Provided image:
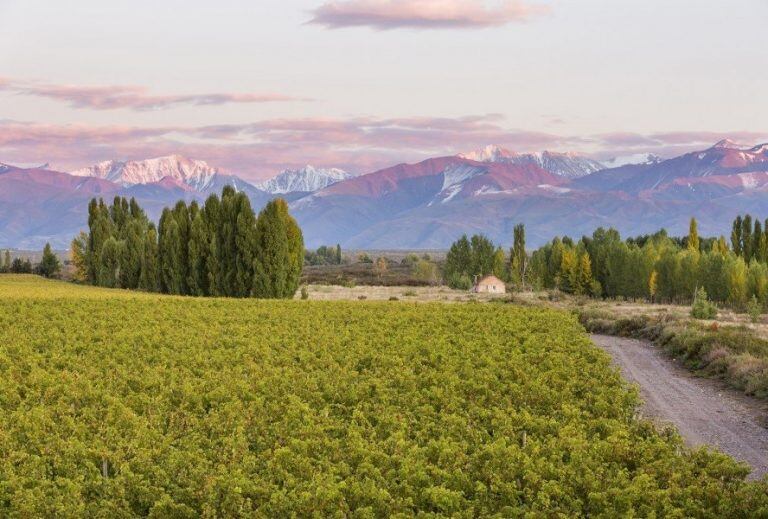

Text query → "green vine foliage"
[0,275,766,516]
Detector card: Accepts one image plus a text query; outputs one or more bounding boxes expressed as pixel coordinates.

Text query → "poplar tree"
[234,193,257,297]
[139,225,160,292]
[168,220,186,295]
[120,219,144,289]
[732,215,743,256]
[188,212,210,296]
[70,232,89,282]
[252,198,303,298]
[171,201,191,295]
[98,237,121,288]
[754,220,764,262]
[202,194,223,296]
[742,214,753,262]
[687,217,699,251]
[510,223,527,287]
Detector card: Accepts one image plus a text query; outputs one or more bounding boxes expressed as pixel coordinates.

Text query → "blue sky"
[1,0,766,179]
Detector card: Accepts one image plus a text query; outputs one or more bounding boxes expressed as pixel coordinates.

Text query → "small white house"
[473,275,506,294]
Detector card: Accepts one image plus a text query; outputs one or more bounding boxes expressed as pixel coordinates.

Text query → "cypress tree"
[336,244,342,265]
[2,249,10,273]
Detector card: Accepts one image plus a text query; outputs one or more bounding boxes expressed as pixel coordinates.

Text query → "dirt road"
[592,334,768,480]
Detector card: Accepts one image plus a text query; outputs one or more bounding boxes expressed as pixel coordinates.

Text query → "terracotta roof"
[476,275,505,285]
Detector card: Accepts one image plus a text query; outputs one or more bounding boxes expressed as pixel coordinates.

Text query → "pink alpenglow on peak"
[70,155,220,191]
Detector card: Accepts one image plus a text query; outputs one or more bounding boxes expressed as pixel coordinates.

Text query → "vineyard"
[0,275,766,516]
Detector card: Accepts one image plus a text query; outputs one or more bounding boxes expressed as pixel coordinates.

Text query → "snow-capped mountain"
[459,145,604,179]
[257,165,351,194]
[601,153,663,169]
[71,155,220,191]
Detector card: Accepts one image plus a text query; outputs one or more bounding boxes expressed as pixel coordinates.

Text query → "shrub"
[747,295,762,323]
[300,285,309,300]
[447,272,472,290]
[691,287,718,319]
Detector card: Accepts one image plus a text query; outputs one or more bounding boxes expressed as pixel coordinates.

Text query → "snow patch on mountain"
[257,165,351,194]
[601,153,663,169]
[71,155,219,190]
[459,145,603,179]
[430,163,487,205]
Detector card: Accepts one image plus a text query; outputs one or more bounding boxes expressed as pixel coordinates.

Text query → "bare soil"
[592,334,768,480]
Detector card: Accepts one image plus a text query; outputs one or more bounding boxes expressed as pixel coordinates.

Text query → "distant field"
[0,275,765,516]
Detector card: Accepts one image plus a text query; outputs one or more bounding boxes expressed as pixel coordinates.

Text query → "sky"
[1,0,767,180]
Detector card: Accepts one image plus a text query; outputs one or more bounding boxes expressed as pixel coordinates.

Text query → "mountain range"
[2,140,767,249]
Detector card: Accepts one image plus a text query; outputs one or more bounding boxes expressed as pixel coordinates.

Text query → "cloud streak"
[308,0,548,30]
[0,79,305,111]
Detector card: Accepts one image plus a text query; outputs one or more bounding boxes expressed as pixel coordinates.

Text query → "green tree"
[470,234,495,278]
[98,237,121,288]
[70,232,89,282]
[120,219,144,289]
[161,218,185,295]
[742,214,753,262]
[687,217,700,251]
[38,243,61,278]
[444,235,472,288]
[509,223,527,288]
[139,226,160,292]
[252,198,304,298]
[492,247,506,281]
[731,215,743,257]
[187,212,210,296]
[234,193,257,297]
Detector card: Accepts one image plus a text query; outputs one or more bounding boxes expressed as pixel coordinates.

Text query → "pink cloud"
[309,0,548,30]
[0,80,305,111]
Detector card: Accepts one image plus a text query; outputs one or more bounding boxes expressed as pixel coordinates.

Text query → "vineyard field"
[0,275,766,517]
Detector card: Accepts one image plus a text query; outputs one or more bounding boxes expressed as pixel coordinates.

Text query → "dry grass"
[295,284,508,303]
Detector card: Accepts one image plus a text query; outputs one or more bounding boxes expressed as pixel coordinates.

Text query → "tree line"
[529,215,768,308]
[0,245,60,278]
[73,187,304,298]
[444,214,768,309]
[443,224,530,290]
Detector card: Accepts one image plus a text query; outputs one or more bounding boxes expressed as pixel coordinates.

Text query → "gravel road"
[592,334,768,480]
